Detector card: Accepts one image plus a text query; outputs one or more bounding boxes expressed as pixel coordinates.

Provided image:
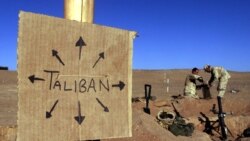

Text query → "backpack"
[243,127,250,137]
[168,117,194,136]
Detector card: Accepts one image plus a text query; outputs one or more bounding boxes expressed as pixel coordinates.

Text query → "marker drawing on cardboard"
[74,101,85,125]
[75,36,86,60]
[92,52,105,68]
[46,99,59,119]
[52,49,65,66]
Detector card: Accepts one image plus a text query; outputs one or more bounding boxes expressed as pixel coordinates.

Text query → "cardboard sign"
[17,11,135,141]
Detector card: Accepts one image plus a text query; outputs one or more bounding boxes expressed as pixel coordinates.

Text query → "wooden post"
[164,72,169,93]
[64,0,94,23]
[166,78,169,93]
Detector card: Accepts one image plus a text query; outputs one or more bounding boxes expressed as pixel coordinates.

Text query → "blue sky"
[0,0,250,71]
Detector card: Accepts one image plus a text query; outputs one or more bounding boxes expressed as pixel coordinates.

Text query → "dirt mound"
[106,108,211,141]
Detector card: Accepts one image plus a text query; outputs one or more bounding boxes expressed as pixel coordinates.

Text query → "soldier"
[204,65,231,98]
[184,68,204,99]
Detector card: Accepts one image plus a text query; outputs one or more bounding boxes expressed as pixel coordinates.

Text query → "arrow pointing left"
[28,75,45,83]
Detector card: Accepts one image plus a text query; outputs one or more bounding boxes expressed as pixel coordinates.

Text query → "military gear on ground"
[210,96,234,139]
[243,127,250,137]
[168,103,194,136]
[168,118,194,136]
[156,103,195,137]
[156,111,176,129]
[157,111,175,124]
[172,103,183,118]
[156,110,195,137]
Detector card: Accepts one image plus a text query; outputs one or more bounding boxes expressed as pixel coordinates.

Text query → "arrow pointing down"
[74,101,85,125]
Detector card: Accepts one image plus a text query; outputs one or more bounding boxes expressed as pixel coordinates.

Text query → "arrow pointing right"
[112,81,125,91]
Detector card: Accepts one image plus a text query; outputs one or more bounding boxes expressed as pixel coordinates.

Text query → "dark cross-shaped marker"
[75,36,86,60]
[92,52,105,68]
[74,101,85,125]
[112,81,125,91]
[46,99,59,119]
[96,98,109,112]
[52,49,65,66]
[28,75,45,83]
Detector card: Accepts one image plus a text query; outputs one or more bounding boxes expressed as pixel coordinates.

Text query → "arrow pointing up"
[112,81,125,91]
[52,49,65,66]
[75,36,86,60]
[28,75,45,83]
[74,101,85,125]
[92,52,105,68]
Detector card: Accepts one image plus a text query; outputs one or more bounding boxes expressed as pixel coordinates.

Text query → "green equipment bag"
[168,122,195,136]
[243,127,250,137]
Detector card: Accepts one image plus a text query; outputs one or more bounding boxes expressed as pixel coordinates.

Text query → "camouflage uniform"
[209,67,231,97]
[184,74,203,99]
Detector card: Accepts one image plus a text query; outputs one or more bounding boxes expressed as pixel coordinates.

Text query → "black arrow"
[28,75,45,83]
[75,36,86,60]
[96,98,109,112]
[92,52,105,68]
[112,81,125,91]
[46,99,59,119]
[74,101,85,125]
[52,49,65,66]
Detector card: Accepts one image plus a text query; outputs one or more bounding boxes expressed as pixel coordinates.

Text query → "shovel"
[143,84,151,114]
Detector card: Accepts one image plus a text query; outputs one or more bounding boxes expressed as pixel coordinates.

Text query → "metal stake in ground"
[211,96,234,140]
[217,96,228,140]
[143,84,151,114]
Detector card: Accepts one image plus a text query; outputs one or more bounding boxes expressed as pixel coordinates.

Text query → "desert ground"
[1,69,250,141]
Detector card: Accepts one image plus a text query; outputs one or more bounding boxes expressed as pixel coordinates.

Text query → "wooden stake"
[64,0,94,23]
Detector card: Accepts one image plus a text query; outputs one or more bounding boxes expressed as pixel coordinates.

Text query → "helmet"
[204,64,210,70]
